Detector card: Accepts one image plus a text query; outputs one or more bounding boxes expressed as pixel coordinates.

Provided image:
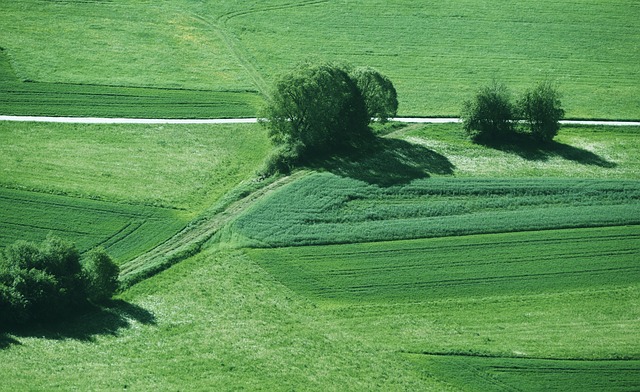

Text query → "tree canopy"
[259,62,399,174]
[0,236,119,326]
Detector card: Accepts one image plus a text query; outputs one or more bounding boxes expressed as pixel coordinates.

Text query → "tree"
[82,248,119,303]
[349,66,398,123]
[518,81,565,142]
[461,81,515,142]
[260,62,371,161]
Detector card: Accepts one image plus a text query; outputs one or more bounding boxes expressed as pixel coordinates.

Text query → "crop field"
[0,187,184,263]
[247,226,640,390]
[408,355,640,392]
[1,1,639,119]
[0,49,261,119]
[232,173,640,247]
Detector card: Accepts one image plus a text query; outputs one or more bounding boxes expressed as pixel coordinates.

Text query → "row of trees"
[0,235,119,326]
[260,61,398,174]
[462,81,565,143]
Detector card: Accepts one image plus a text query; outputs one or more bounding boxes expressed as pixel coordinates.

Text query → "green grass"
[0,251,452,391]
[408,355,640,392]
[0,121,269,215]
[246,226,640,390]
[232,173,640,246]
[400,123,640,179]
[0,187,184,264]
[0,49,261,119]
[1,1,639,119]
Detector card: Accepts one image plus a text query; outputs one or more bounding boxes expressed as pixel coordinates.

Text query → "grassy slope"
[1,1,639,119]
[0,121,269,266]
[0,251,451,391]
[1,121,639,390]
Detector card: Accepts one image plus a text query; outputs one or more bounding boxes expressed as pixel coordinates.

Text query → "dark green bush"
[461,81,515,142]
[82,248,119,304]
[0,236,118,327]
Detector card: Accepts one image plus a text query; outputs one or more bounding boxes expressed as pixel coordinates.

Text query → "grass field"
[232,173,640,246]
[2,119,639,389]
[246,226,640,390]
[2,1,640,388]
[1,0,638,119]
[0,187,184,263]
[0,121,269,215]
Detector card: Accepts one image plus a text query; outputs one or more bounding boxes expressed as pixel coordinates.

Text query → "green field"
[1,0,639,119]
[2,0,640,389]
[232,174,640,246]
[247,226,640,390]
[0,187,184,263]
[0,121,269,214]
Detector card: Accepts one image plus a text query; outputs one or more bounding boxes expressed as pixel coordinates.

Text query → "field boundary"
[1,115,639,126]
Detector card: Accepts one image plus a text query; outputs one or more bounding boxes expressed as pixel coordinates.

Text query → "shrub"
[518,81,565,142]
[349,66,398,123]
[0,236,118,326]
[82,248,119,304]
[461,82,515,142]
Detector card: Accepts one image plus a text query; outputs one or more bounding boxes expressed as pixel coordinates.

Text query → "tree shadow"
[1,299,156,348]
[479,133,617,168]
[308,136,455,186]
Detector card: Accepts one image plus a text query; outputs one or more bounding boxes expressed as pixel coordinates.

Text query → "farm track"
[118,170,310,287]
[1,115,639,126]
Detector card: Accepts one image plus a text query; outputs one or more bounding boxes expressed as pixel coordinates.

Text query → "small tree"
[349,66,398,123]
[461,81,515,142]
[82,248,119,303]
[518,81,565,142]
[260,61,371,162]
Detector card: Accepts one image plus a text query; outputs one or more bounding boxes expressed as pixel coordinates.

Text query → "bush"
[0,236,118,326]
[349,66,398,123]
[461,81,515,142]
[82,248,119,304]
[518,81,565,142]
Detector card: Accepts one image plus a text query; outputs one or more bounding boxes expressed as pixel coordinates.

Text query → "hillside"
[1,120,639,390]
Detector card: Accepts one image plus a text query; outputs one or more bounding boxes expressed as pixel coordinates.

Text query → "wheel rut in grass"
[118,171,309,288]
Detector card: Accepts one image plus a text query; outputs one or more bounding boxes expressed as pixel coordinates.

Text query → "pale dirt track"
[1,115,639,126]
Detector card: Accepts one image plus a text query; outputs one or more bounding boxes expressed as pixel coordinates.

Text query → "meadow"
[2,0,640,389]
[1,0,639,119]
[0,121,270,215]
[2,118,639,389]
[0,187,184,263]
[231,173,640,247]
[247,226,640,390]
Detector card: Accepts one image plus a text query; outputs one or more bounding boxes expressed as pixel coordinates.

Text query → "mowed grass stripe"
[409,354,640,392]
[0,187,185,263]
[248,226,640,304]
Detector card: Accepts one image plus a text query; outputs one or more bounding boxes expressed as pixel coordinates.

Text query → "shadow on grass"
[1,299,155,348]
[309,137,455,186]
[479,133,617,168]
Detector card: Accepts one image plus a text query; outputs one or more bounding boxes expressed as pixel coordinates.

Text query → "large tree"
[260,62,371,158]
[518,81,565,142]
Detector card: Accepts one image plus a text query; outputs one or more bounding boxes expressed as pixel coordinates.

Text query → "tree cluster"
[462,81,565,143]
[260,62,398,174]
[0,235,119,327]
